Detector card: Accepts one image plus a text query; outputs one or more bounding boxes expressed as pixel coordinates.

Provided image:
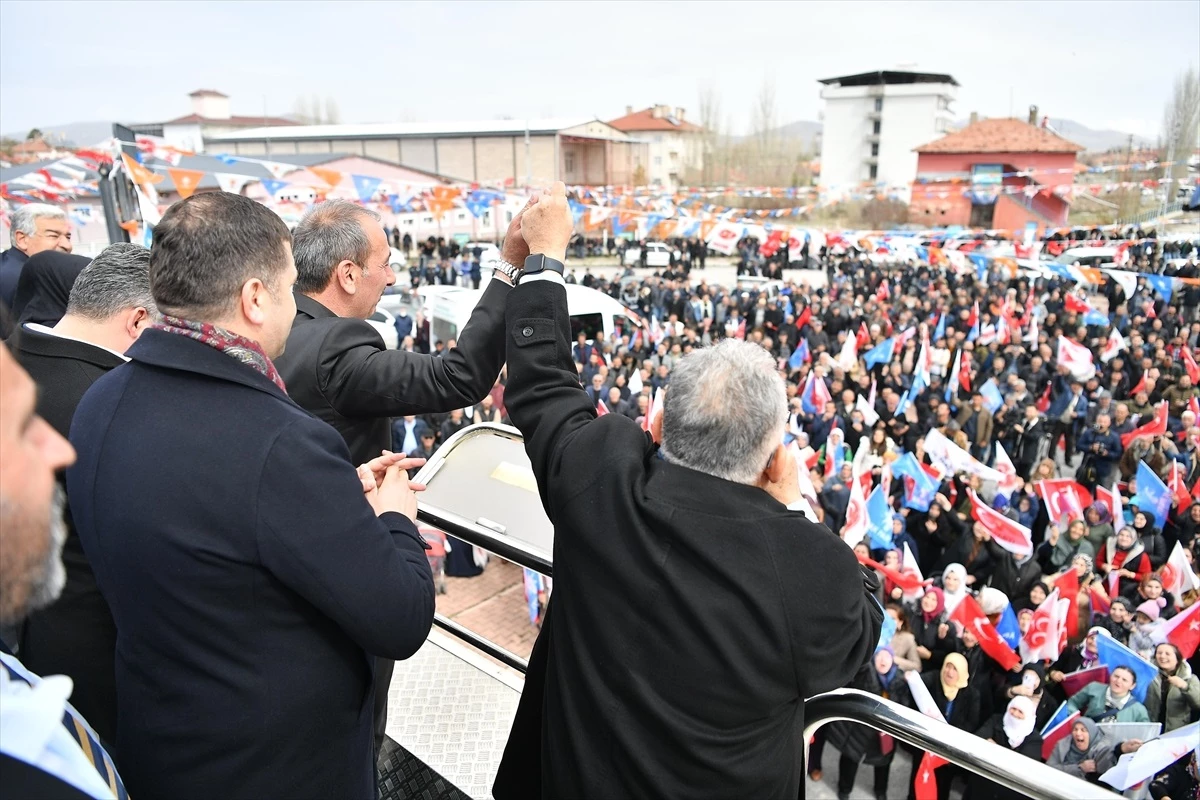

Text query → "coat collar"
[15,324,127,370]
[125,329,294,405]
[646,449,786,519]
[294,292,338,321]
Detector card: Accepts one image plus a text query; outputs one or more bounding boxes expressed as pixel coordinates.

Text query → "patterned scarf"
[153,314,286,392]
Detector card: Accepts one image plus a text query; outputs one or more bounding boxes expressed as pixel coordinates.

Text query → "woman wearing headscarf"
[896,653,980,800]
[1097,525,1153,598]
[1047,718,1118,783]
[938,563,969,615]
[1037,518,1096,574]
[908,587,957,674]
[1125,572,1176,620]
[952,619,997,723]
[822,647,906,800]
[937,520,997,588]
[1066,666,1151,722]
[9,250,90,327]
[966,695,1044,800]
[1012,580,1051,613]
[1145,642,1200,733]
[1046,626,1112,704]
[1083,502,1114,551]
[1131,510,1169,570]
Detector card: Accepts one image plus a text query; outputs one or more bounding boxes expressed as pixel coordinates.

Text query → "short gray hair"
[10,203,67,245]
[660,339,787,485]
[67,244,157,320]
[292,200,381,293]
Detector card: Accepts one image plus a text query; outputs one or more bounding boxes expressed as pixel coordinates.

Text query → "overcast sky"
[1,0,1196,139]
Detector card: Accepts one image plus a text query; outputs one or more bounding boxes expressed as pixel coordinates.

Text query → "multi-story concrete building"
[128,90,297,153]
[817,70,958,194]
[209,118,647,187]
[605,105,703,188]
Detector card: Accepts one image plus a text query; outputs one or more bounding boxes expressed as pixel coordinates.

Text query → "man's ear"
[125,307,150,340]
[765,442,788,483]
[650,408,663,445]
[335,260,358,295]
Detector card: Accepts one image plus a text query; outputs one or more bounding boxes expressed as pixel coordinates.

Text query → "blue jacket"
[1077,427,1123,466]
[0,246,28,309]
[1046,375,1088,423]
[67,330,434,800]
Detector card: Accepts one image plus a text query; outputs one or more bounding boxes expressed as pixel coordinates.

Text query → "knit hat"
[1110,596,1135,613]
[1136,600,1161,621]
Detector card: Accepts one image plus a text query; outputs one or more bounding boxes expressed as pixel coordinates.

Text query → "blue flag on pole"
[969,253,989,282]
[1145,274,1175,303]
[891,453,940,511]
[933,313,946,343]
[1081,309,1109,326]
[877,611,898,650]
[866,486,893,549]
[351,175,382,203]
[788,339,809,370]
[862,337,896,369]
[1040,701,1074,737]
[260,178,287,196]
[1094,633,1157,703]
[1135,460,1172,528]
[995,603,1020,650]
[979,379,1004,413]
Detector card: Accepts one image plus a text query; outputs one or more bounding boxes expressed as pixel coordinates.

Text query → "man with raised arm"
[493,183,882,799]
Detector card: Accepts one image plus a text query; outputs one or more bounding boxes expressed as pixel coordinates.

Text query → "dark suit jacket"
[12,325,125,748]
[67,330,435,800]
[0,246,28,311]
[492,282,881,800]
[276,283,508,466]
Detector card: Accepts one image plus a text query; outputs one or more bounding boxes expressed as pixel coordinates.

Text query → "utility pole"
[524,122,532,190]
[263,95,272,158]
[1116,133,1134,224]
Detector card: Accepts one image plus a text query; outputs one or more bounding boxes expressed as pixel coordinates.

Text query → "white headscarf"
[941,563,969,615]
[1002,695,1037,748]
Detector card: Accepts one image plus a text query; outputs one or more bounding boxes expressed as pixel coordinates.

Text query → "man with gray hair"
[276,198,531,753]
[1,203,72,309]
[493,183,882,800]
[10,243,156,747]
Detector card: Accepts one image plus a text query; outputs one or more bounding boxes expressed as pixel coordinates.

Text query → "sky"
[1,0,1196,140]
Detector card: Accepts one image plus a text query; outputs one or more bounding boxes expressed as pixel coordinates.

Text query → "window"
[654,156,662,166]
[874,97,883,112]
[870,142,879,156]
[936,118,949,133]
[869,164,878,180]
[872,120,881,135]
[423,216,434,224]
[570,312,606,343]
[564,152,576,172]
[481,211,490,226]
[653,135,663,144]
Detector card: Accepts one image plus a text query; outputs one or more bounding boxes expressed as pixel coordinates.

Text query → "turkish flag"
[1157,600,1200,659]
[856,322,871,350]
[968,489,1033,556]
[1184,349,1200,384]
[1064,293,1090,314]
[796,305,812,331]
[856,553,929,594]
[1168,463,1193,510]
[915,753,949,800]
[1130,371,1148,397]
[1036,383,1052,414]
[1021,588,1062,663]
[1121,401,1168,448]
[950,595,1021,670]
[1052,568,1080,639]
[1159,541,1200,602]
[596,400,609,417]
[1035,479,1093,523]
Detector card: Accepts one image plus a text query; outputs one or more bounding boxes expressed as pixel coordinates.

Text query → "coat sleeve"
[319,280,509,417]
[1047,740,1087,778]
[254,418,435,660]
[502,280,648,521]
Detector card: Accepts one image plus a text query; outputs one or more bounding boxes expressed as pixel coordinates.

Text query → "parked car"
[366,307,400,349]
[463,241,502,269]
[389,248,407,270]
[622,241,679,267]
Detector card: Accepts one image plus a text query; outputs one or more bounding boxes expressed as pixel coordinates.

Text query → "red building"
[909,118,1083,232]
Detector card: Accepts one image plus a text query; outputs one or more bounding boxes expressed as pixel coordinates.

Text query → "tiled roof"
[606,107,702,133]
[916,118,1082,154]
[162,113,299,127]
[188,89,228,98]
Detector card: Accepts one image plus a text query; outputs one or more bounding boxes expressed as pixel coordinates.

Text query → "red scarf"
[153,315,286,392]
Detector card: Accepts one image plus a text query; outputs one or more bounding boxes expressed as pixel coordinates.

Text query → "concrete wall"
[399,138,437,173]
[436,138,475,181]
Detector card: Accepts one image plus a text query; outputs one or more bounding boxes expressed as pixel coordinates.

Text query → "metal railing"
[414,425,1124,799]
[805,690,1121,800]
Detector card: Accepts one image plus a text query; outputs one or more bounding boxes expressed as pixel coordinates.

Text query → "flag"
[978,378,1003,413]
[915,753,949,800]
[800,372,832,415]
[1184,349,1200,384]
[905,669,946,722]
[824,438,846,480]
[866,486,893,550]
[1057,335,1096,381]
[855,322,871,350]
[166,168,204,199]
[1034,479,1092,523]
[1122,401,1168,448]
[924,429,1007,485]
[1052,567,1081,639]
[641,387,664,433]
[259,178,288,197]
[1130,371,1148,397]
[1035,382,1052,414]
[993,442,1021,493]
[900,541,926,601]
[214,173,249,194]
[841,470,869,546]
[945,348,962,402]
[351,174,382,203]
[856,551,929,595]
[995,602,1020,650]
[1159,541,1200,603]
[1169,462,1193,510]
[1064,293,1090,314]
[891,452,940,512]
[862,337,896,369]
[1025,313,1039,346]
[1062,665,1111,698]
[1040,704,1082,760]
[628,369,643,395]
[1096,482,1123,527]
[795,304,812,331]
[1145,274,1176,303]
[836,334,858,372]
[596,400,609,417]
[1094,634,1157,702]
[1100,721,1200,791]
[855,394,880,427]
[1021,589,1063,663]
[957,350,971,394]
[787,338,810,370]
[950,594,1020,670]
[735,319,746,340]
[1151,598,1200,658]
[1135,460,1172,528]
[1190,396,1200,422]
[967,301,980,342]
[1101,328,1126,362]
[1088,583,1111,617]
[933,312,946,342]
[969,489,1033,556]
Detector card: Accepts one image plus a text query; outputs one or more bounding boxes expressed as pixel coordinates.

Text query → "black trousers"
[1050,420,1076,461]
[373,657,394,759]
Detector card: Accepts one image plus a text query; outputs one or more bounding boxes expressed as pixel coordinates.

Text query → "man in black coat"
[274,199,521,753]
[492,184,881,800]
[67,193,434,800]
[12,243,155,749]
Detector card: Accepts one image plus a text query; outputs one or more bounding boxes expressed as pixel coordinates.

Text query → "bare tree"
[697,82,722,186]
[752,76,777,178]
[1162,65,1200,185]
[293,96,313,124]
[324,97,341,125]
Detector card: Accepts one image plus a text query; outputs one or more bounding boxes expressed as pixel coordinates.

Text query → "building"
[817,70,958,193]
[909,115,1083,231]
[209,119,648,187]
[605,105,702,188]
[128,90,297,153]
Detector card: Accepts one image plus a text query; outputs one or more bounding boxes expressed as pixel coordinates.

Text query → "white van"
[418,284,644,346]
[1052,247,1118,269]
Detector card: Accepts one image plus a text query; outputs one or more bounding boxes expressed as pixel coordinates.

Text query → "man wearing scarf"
[66,193,436,800]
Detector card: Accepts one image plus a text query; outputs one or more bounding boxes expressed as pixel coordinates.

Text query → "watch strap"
[494,259,521,283]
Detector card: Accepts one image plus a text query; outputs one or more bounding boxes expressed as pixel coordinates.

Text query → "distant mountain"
[733,120,822,149]
[1,121,118,148]
[951,117,1155,153]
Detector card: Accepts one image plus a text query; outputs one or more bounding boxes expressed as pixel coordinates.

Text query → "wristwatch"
[522,253,565,280]
[493,259,521,284]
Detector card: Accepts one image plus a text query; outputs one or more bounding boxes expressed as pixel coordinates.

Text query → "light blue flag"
[351,175,382,203]
[1094,633,1157,703]
[933,312,946,342]
[1135,460,1172,528]
[866,486,893,550]
[979,379,1004,413]
[995,603,1020,650]
[877,612,898,650]
[863,337,896,369]
[1145,274,1175,303]
[260,178,288,196]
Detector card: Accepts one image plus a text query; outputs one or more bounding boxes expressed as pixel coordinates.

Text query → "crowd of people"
[2,187,1200,800]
